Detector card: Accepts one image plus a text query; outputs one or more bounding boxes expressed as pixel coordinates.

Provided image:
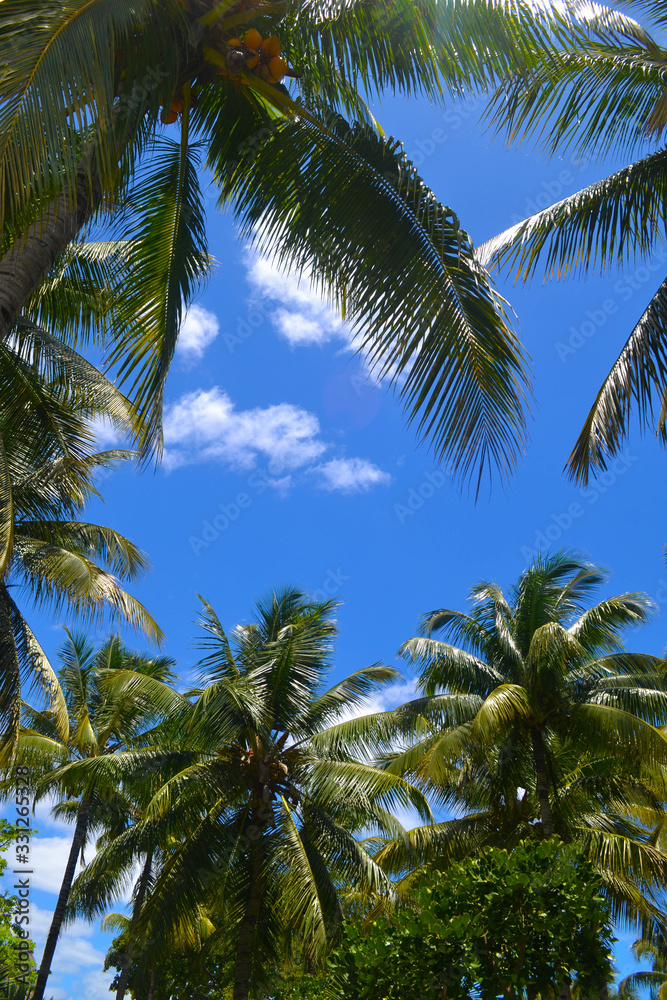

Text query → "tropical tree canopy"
[329,840,614,1000]
[0,0,572,488]
[11,631,180,1000]
[0,319,162,751]
[373,552,667,934]
[52,589,431,1000]
[470,0,667,481]
[620,932,667,1000]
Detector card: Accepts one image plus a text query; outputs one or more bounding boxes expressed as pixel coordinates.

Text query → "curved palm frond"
[566,276,667,482]
[216,98,530,492]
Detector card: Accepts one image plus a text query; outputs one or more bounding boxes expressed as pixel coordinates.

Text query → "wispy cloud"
[162,387,392,495]
[313,457,392,494]
[242,252,405,386]
[163,388,327,473]
[246,254,350,348]
[176,304,220,363]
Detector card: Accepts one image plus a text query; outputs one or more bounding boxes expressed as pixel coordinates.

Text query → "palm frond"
[566,276,667,483]
[13,535,162,642]
[107,137,210,452]
[216,102,530,492]
[479,147,667,281]
[0,433,13,577]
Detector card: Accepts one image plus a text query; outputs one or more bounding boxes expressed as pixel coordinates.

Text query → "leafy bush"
[329,840,614,1000]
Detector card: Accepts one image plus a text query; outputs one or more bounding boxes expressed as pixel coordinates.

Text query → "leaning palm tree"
[63,735,196,1000]
[473,0,667,481]
[0,317,162,749]
[9,632,180,1000]
[376,552,667,932]
[0,0,563,487]
[56,589,432,1000]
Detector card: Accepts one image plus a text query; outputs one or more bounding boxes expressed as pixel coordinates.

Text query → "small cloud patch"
[176,304,220,362]
[313,457,392,494]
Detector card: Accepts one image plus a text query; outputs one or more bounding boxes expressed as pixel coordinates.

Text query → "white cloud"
[313,457,392,494]
[29,836,83,895]
[163,387,327,473]
[274,310,332,347]
[176,304,220,362]
[246,255,350,348]
[244,252,404,385]
[356,679,417,719]
[162,386,392,492]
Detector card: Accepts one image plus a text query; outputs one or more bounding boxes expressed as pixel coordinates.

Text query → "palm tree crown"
[0,321,161,750]
[12,631,178,1000]
[378,552,667,933]
[0,0,536,488]
[58,589,431,1000]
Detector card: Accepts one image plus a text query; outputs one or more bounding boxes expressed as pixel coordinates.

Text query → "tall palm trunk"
[114,847,154,1000]
[0,585,22,753]
[530,727,554,839]
[232,837,265,1000]
[147,964,157,1000]
[558,977,572,1000]
[0,167,100,342]
[31,796,91,1000]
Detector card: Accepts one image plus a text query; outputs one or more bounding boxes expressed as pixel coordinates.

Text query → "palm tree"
[0,0,547,487]
[376,552,667,931]
[10,631,179,1000]
[620,934,667,999]
[57,589,432,1000]
[0,316,162,749]
[472,0,667,481]
[63,730,196,1000]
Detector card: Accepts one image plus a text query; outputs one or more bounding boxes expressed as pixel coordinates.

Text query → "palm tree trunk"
[114,847,154,1000]
[147,964,157,1000]
[0,167,101,342]
[558,978,572,1000]
[531,727,554,838]
[31,796,91,1000]
[232,840,264,1000]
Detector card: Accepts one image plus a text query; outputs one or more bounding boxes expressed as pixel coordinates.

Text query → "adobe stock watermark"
[394,469,448,524]
[310,568,350,603]
[222,298,272,354]
[507,155,593,227]
[11,766,34,997]
[519,449,638,561]
[556,250,667,363]
[188,462,287,556]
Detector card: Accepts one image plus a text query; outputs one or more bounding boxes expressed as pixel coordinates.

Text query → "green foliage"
[266,969,333,1000]
[330,840,613,1000]
[103,930,334,1000]
[0,819,36,999]
[104,928,232,1000]
[0,0,549,487]
[470,0,667,481]
[381,551,667,933]
[0,310,165,749]
[620,932,667,999]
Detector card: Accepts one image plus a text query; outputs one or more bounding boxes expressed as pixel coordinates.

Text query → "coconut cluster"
[221,29,291,83]
[157,0,296,126]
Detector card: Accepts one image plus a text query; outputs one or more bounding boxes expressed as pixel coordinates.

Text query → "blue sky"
[5,85,667,997]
